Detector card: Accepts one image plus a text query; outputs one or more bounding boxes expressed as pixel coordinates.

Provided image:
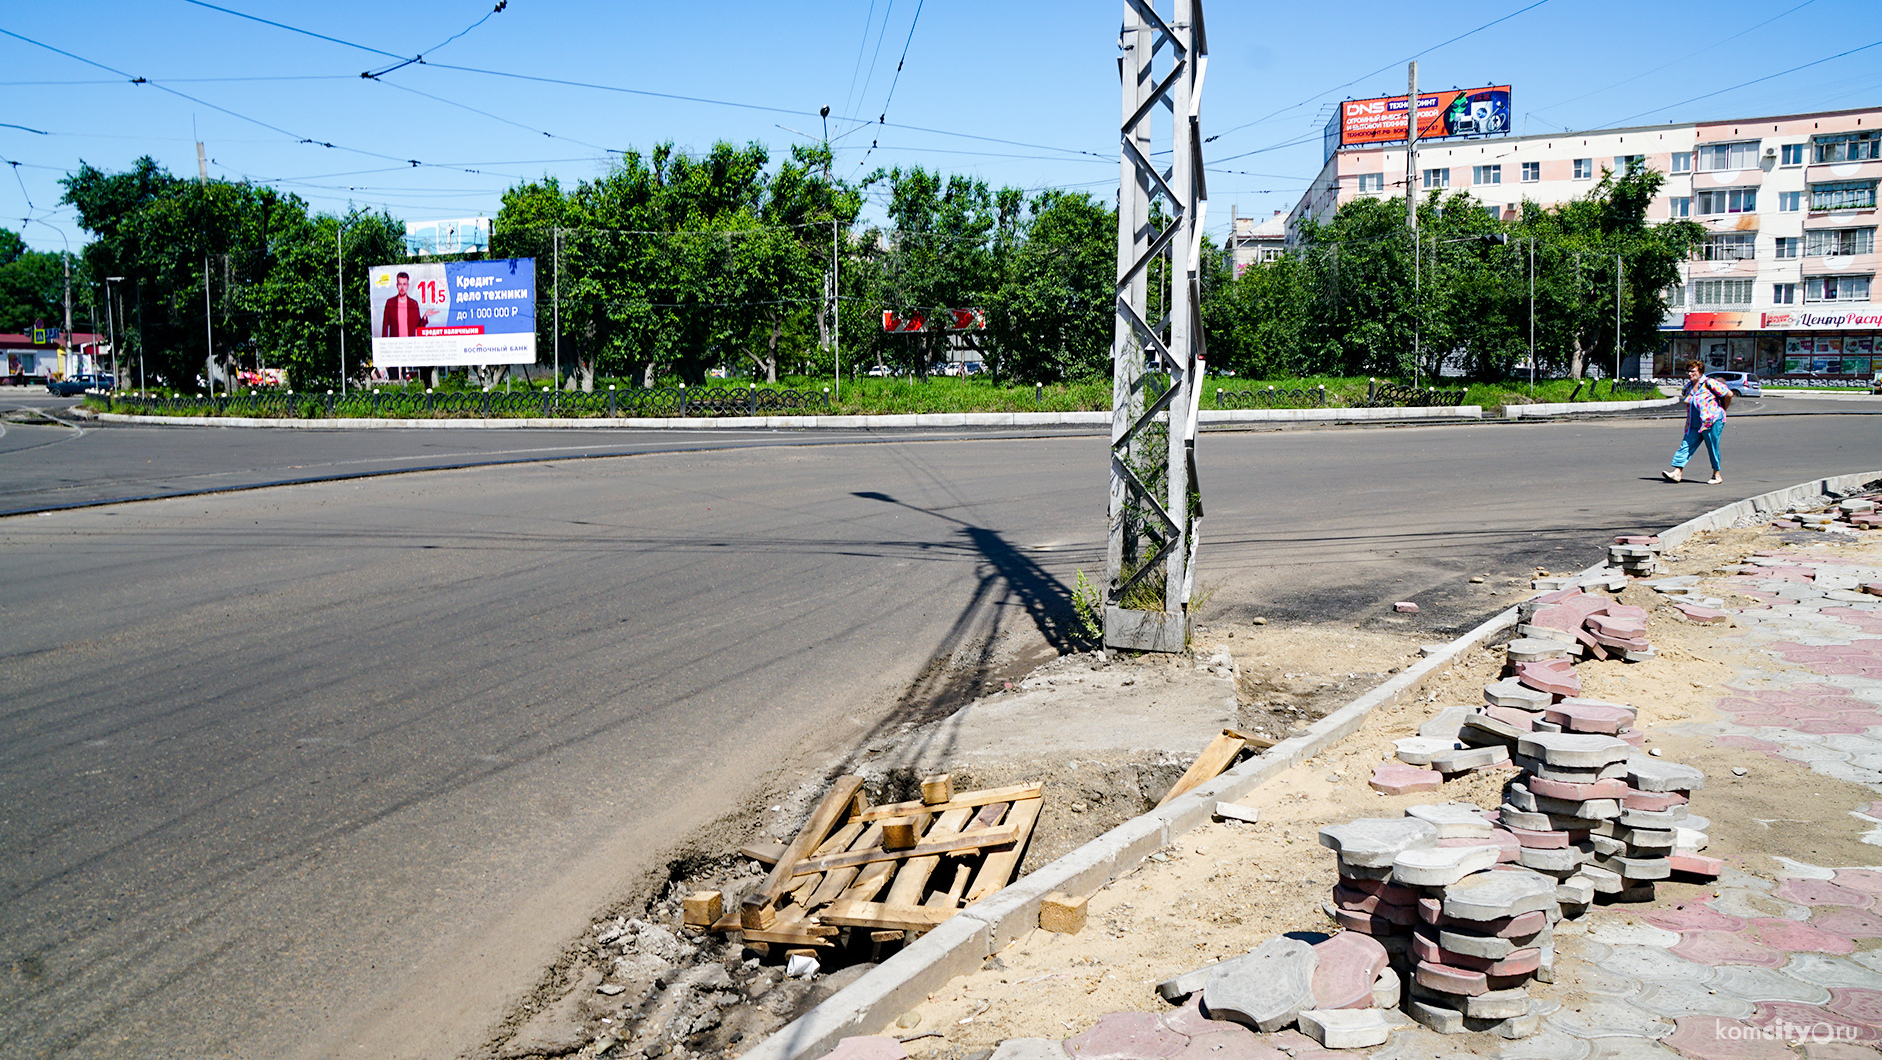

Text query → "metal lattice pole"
[1105,0,1207,654]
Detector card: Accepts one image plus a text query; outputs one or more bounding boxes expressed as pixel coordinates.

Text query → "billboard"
[1329,85,1512,156]
[367,258,536,368]
[403,217,491,256]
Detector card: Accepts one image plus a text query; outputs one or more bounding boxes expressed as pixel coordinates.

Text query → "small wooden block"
[740,895,776,930]
[1040,891,1087,934]
[786,948,820,958]
[738,842,784,866]
[683,891,724,928]
[921,773,954,805]
[870,930,905,943]
[880,816,921,850]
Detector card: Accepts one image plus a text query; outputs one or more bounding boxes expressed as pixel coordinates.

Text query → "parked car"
[46,373,114,396]
[1705,370,1761,398]
[864,363,896,377]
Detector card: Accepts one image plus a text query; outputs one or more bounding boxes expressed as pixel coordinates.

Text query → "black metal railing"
[1357,379,1469,408]
[102,385,832,420]
[1213,384,1328,409]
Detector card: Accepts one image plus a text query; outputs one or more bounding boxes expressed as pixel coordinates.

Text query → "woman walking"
[1663,359,1733,484]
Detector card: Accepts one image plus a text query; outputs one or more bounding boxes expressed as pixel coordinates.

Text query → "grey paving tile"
[1782,952,1882,990]
[1544,997,1675,1039]
[1629,980,1755,1020]
[1595,945,1717,984]
[1490,1027,1593,1060]
[1706,964,1832,1004]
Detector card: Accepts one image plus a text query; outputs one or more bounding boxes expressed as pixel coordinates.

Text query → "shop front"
[1657,308,1882,384]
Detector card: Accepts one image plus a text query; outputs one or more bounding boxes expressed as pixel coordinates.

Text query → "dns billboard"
[367,257,536,368]
[1326,85,1512,159]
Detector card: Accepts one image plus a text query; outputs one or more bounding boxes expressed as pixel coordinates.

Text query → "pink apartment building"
[1286,105,1882,382]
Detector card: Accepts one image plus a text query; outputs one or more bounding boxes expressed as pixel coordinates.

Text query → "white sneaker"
[1662,468,1682,483]
[1708,473,1722,484]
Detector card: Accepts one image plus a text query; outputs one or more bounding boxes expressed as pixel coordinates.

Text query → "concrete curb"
[1655,467,1882,549]
[85,405,1483,431]
[736,466,1882,1060]
[1503,397,1676,419]
[733,608,1521,1060]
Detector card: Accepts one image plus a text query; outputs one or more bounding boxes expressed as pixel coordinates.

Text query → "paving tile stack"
[1518,587,1656,663]
[1608,534,1663,577]
[1319,809,1558,1038]
[1771,496,1879,532]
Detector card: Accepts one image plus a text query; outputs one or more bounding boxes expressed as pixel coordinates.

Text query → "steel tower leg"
[1105,0,1207,654]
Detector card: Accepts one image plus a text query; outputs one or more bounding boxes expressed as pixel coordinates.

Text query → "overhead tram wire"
[370,78,625,156]
[842,0,896,124]
[1601,38,1882,128]
[851,0,925,173]
[1204,0,1552,146]
[0,28,536,181]
[172,2,1114,165]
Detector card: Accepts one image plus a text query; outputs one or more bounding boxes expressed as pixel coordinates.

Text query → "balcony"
[1806,158,1882,183]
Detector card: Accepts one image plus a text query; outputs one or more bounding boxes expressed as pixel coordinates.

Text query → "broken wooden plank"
[885,807,975,907]
[803,822,884,908]
[740,904,837,947]
[738,842,785,866]
[754,775,865,906]
[1157,729,1253,807]
[788,823,1018,875]
[857,782,1043,821]
[964,796,1043,903]
[787,819,870,906]
[819,900,957,932]
[838,858,898,903]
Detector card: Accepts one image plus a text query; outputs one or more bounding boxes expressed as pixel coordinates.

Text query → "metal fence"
[1356,379,1470,407]
[106,385,833,420]
[1213,385,1328,409]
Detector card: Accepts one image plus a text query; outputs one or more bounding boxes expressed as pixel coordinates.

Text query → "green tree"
[0,229,80,337]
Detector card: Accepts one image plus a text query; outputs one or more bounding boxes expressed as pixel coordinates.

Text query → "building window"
[1357,173,1385,193]
[1805,275,1872,302]
[1613,154,1645,173]
[1422,168,1450,189]
[1671,152,1693,174]
[1779,191,1803,212]
[1669,196,1691,218]
[1814,131,1882,163]
[1810,180,1878,212]
[1521,161,1540,182]
[1573,158,1593,180]
[1473,165,1501,185]
[1774,236,1801,259]
[1697,140,1761,171]
[1667,284,1686,307]
[1773,283,1796,304]
[1696,233,1757,261]
[1694,187,1758,215]
[1693,279,1754,305]
[1780,143,1806,166]
[1806,227,1876,256]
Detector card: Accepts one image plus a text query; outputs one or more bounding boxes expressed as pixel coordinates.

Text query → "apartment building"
[1224,210,1287,276]
[1288,105,1882,382]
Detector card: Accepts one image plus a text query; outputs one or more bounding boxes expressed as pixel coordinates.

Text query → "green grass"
[84,372,1675,418]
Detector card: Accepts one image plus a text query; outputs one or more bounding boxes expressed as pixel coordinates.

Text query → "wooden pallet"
[696,774,1043,948]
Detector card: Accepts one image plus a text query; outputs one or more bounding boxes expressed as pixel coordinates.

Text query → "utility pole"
[1405,61,1419,233]
[197,141,213,397]
[336,220,347,396]
[1615,253,1624,383]
[821,105,842,401]
[1105,0,1207,654]
[552,226,560,389]
[1407,61,1419,388]
[1528,238,1536,394]
[62,252,73,376]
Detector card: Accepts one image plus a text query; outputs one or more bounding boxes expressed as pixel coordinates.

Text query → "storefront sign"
[1761,307,1882,330]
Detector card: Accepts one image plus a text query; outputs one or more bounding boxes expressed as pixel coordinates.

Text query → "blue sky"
[4,1,1880,255]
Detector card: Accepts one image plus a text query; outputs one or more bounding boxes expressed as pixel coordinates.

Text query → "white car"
[1705,371,1762,398]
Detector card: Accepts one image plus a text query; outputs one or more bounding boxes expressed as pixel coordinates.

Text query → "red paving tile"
[1065,1011,1188,1060]
[1834,869,1882,895]
[1774,879,1876,910]
[1671,929,1787,968]
[1803,906,1882,939]
[1715,734,1783,753]
[1643,904,1747,933]
[1744,918,1857,955]
[1663,1015,1799,1059]
[1749,1001,1879,1048]
[1825,988,1882,1032]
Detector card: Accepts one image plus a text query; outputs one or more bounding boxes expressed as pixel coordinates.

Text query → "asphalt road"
[1,400,1878,1060]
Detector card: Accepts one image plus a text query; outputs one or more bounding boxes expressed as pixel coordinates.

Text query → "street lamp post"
[105,276,126,391]
[336,218,355,396]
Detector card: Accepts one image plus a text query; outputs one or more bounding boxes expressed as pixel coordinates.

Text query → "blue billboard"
[367,257,535,368]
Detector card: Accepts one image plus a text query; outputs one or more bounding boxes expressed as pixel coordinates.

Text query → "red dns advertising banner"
[1339,86,1512,148]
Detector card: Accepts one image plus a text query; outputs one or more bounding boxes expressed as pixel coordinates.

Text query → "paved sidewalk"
[841,519,1882,1060]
